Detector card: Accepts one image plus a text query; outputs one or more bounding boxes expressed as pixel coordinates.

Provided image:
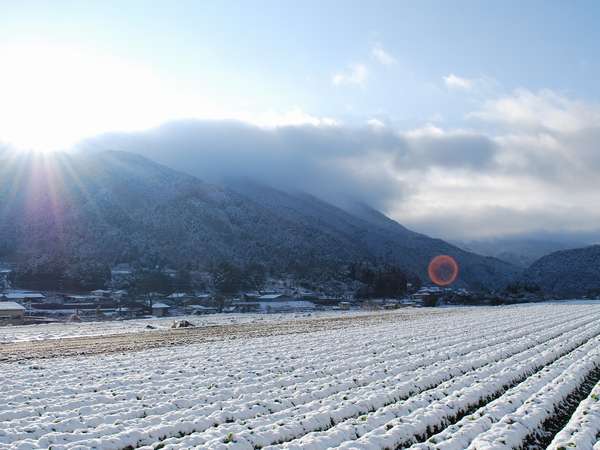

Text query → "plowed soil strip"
[0,309,458,362]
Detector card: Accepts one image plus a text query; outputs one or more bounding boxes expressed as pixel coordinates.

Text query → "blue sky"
[2,1,600,239]
[2,0,599,137]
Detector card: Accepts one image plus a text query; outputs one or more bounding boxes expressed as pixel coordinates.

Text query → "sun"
[0,42,187,153]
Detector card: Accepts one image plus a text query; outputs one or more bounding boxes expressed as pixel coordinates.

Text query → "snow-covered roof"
[152,302,170,309]
[258,294,285,300]
[3,293,45,300]
[0,302,26,311]
[418,286,443,293]
[259,300,315,309]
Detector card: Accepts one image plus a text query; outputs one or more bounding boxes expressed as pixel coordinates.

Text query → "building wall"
[0,273,10,289]
[152,308,169,317]
[0,309,25,324]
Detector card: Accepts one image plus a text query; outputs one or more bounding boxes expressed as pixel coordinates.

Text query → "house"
[383,301,400,310]
[399,298,420,307]
[188,305,218,315]
[162,268,178,279]
[2,291,45,302]
[258,289,279,295]
[30,302,100,317]
[166,292,188,303]
[257,300,316,313]
[91,289,112,298]
[297,289,317,297]
[231,298,317,314]
[166,292,199,305]
[0,268,11,289]
[412,286,443,305]
[0,301,26,323]
[311,296,342,307]
[111,264,134,287]
[233,293,314,313]
[65,294,98,304]
[231,300,261,313]
[195,293,212,302]
[257,293,291,301]
[151,302,171,317]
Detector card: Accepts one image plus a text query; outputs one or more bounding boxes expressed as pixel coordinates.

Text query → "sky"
[2,0,600,240]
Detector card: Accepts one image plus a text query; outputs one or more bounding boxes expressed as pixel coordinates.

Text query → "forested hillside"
[0,150,519,290]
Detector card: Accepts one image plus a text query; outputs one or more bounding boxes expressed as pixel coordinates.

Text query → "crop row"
[148,311,600,449]
[1,306,552,446]
[1,304,599,450]
[276,319,600,450]
[468,337,600,449]
[409,329,600,449]
[546,378,600,450]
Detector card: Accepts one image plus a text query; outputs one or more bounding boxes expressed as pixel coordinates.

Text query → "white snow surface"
[2,303,600,450]
[547,379,600,450]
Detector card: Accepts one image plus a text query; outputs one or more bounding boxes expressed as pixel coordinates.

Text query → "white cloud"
[332,64,368,86]
[443,74,474,90]
[404,123,445,139]
[391,90,600,238]
[236,108,340,128]
[372,44,396,65]
[471,88,600,133]
[77,102,600,240]
[367,118,385,129]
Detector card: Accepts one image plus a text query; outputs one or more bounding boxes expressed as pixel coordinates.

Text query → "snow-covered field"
[0,310,374,344]
[2,303,600,449]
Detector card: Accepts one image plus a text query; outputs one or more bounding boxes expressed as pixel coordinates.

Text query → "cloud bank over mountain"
[76,88,600,240]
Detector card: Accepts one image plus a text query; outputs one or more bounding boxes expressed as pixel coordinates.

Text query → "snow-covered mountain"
[0,150,519,290]
[455,236,592,268]
[524,245,600,296]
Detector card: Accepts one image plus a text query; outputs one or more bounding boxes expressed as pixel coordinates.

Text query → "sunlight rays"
[0,151,103,256]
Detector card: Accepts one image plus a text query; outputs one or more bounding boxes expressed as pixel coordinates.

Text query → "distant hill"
[455,236,591,268]
[0,150,520,290]
[523,245,600,295]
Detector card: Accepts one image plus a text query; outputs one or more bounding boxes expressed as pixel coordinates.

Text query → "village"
[0,262,484,326]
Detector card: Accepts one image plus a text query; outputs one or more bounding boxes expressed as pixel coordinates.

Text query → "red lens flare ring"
[428,255,459,286]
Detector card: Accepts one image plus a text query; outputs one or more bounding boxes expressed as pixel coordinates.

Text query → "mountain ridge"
[0,150,520,290]
[523,244,600,295]
[455,235,596,268]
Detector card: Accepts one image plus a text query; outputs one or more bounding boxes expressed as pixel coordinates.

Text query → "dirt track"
[0,309,459,363]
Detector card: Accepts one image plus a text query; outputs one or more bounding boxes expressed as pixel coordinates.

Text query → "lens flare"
[428,255,459,286]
